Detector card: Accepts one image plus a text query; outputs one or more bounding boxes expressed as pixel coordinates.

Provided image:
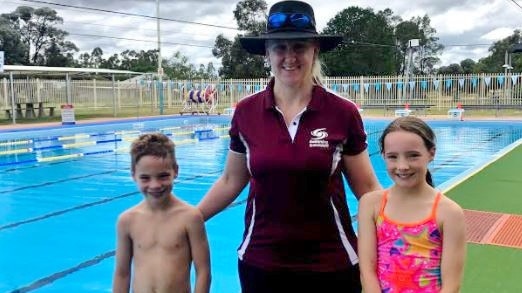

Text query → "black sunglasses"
[267,12,315,30]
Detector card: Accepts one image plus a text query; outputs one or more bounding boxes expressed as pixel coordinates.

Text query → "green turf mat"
[462,244,522,292]
[446,144,522,215]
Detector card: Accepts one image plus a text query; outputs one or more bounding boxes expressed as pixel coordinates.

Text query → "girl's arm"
[440,199,467,293]
[187,209,211,293]
[357,192,383,293]
[198,151,250,220]
[112,213,133,293]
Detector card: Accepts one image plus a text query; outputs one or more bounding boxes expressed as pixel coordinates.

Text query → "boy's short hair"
[130,133,177,174]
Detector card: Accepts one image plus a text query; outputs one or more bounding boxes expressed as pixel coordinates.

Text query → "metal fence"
[1,73,521,120]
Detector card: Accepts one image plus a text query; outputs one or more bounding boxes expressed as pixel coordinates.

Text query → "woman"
[198,1,381,292]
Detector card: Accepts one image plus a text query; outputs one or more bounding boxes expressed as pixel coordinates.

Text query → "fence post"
[3,77,8,109]
[93,79,97,109]
[112,74,116,117]
[167,80,172,108]
[65,73,72,105]
[9,72,16,124]
[117,80,121,110]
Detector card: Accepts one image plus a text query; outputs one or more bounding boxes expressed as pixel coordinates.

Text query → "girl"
[358,116,466,293]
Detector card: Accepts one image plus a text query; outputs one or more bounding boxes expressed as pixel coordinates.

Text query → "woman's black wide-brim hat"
[239,0,343,55]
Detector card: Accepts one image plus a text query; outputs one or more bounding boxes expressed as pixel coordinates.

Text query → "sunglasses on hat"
[267,12,315,30]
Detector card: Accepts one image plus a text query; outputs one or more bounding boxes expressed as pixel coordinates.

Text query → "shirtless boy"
[113,133,211,293]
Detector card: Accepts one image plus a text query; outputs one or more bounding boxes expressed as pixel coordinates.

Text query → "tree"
[0,15,28,64]
[437,63,463,74]
[474,30,522,73]
[90,47,103,69]
[321,7,396,76]
[100,53,121,69]
[395,15,443,75]
[206,62,217,79]
[212,0,269,78]
[44,39,77,67]
[321,8,442,76]
[78,52,91,67]
[234,0,267,32]
[164,51,196,79]
[3,6,77,65]
[460,58,476,74]
[119,49,158,72]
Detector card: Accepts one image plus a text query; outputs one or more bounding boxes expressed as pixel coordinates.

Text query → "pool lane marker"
[9,251,116,293]
[0,190,138,231]
[0,139,33,147]
[0,148,33,156]
[0,168,224,231]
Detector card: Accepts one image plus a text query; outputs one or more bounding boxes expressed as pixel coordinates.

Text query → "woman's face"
[266,39,318,87]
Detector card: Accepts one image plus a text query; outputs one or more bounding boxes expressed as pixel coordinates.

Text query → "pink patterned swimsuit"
[376,190,443,292]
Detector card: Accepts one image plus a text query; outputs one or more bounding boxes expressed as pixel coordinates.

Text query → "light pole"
[156,0,164,115]
[403,39,420,103]
[510,43,522,104]
[502,43,522,103]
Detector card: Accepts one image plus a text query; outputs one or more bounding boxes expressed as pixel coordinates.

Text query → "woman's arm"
[112,213,132,293]
[357,191,382,293]
[198,151,250,221]
[342,150,382,199]
[440,199,467,293]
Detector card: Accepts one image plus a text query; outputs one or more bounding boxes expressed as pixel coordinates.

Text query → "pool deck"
[1,114,521,292]
[443,142,522,292]
[1,113,522,131]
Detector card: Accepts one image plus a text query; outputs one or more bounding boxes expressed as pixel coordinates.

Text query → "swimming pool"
[1,116,521,293]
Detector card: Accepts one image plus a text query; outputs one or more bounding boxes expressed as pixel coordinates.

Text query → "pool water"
[1,117,521,293]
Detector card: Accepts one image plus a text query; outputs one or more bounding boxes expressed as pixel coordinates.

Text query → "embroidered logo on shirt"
[309,128,329,148]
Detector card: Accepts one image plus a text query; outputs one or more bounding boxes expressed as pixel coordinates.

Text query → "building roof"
[1,65,144,76]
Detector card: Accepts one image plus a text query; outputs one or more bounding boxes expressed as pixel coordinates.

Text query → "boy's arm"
[357,192,382,293]
[112,213,133,293]
[187,209,211,293]
[440,200,466,293]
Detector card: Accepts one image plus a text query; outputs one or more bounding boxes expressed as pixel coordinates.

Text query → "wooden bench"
[4,104,56,119]
[456,104,522,116]
[460,104,522,110]
[361,104,434,116]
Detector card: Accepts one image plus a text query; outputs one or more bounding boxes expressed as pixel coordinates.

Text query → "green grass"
[462,244,522,293]
[446,144,522,215]
[445,144,522,293]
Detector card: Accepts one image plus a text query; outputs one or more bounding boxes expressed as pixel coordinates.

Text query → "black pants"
[238,259,362,293]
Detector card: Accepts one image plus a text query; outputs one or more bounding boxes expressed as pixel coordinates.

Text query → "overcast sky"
[2,0,522,70]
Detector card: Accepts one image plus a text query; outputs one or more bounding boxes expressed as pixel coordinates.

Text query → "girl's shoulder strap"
[429,192,443,219]
[378,189,389,216]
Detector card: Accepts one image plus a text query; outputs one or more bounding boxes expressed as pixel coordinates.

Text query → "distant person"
[113,133,210,293]
[358,116,466,292]
[197,1,381,292]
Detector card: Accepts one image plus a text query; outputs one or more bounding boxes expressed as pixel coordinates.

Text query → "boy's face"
[132,154,178,203]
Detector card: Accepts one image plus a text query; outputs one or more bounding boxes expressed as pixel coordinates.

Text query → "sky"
[2,0,522,70]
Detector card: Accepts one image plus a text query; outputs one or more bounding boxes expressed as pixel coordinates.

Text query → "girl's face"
[132,155,177,205]
[382,130,435,188]
[266,39,318,87]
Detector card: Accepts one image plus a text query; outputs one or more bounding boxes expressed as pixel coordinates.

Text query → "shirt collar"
[263,77,325,112]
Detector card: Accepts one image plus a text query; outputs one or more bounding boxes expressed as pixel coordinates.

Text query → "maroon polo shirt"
[229,79,367,271]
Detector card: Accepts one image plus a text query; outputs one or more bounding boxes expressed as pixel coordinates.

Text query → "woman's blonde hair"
[311,58,325,86]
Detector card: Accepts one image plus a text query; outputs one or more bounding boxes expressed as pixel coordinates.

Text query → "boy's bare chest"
[131,217,188,252]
